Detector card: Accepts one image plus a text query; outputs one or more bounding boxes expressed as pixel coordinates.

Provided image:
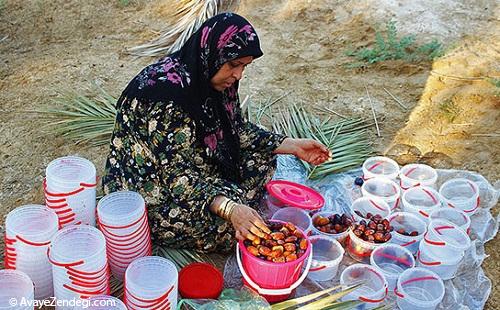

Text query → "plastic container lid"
[179,263,223,299]
[266,180,324,210]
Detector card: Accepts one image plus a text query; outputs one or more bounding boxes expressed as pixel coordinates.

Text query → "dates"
[313,213,352,234]
[352,215,392,244]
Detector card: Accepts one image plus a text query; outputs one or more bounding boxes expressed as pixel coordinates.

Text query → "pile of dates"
[244,222,308,263]
[313,214,352,234]
[352,215,392,243]
[396,228,419,237]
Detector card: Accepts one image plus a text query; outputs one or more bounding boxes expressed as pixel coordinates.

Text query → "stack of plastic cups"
[97,191,152,281]
[307,235,344,282]
[48,225,110,309]
[429,207,471,235]
[124,256,178,310]
[370,244,415,291]
[439,178,480,215]
[0,270,34,310]
[388,212,427,255]
[395,268,444,310]
[44,156,97,228]
[399,164,438,191]
[361,177,401,211]
[5,205,59,300]
[401,186,442,223]
[340,264,388,309]
[417,219,470,280]
[73,296,127,310]
[362,156,399,181]
[271,207,313,235]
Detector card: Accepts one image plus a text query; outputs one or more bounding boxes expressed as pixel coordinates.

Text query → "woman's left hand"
[275,138,331,166]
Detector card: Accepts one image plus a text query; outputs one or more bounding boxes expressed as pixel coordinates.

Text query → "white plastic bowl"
[429,207,471,235]
[396,268,444,310]
[423,219,471,257]
[370,244,415,291]
[388,212,427,255]
[311,211,351,244]
[362,156,400,180]
[439,178,480,215]
[401,186,441,223]
[417,241,463,280]
[351,197,391,222]
[361,177,401,211]
[399,164,438,190]
[308,235,344,282]
[340,264,388,309]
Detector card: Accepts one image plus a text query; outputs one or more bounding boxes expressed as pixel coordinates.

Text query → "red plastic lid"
[179,262,224,299]
[266,180,324,210]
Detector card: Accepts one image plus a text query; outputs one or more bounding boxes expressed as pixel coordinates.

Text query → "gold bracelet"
[215,197,230,219]
[222,201,237,221]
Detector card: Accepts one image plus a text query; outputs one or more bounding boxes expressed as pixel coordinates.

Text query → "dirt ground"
[0,0,498,308]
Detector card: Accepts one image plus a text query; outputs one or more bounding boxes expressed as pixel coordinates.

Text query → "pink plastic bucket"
[236,221,312,303]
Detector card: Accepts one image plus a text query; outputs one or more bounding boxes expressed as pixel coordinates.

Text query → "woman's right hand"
[231,204,271,241]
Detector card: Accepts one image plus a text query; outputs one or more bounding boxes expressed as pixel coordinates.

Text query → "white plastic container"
[307,235,344,282]
[362,156,400,180]
[388,212,427,255]
[340,264,388,309]
[311,212,351,244]
[74,296,127,310]
[272,207,313,236]
[370,244,415,291]
[345,230,382,263]
[351,197,391,222]
[439,178,480,215]
[401,186,441,223]
[361,177,400,211]
[0,270,34,310]
[423,219,471,257]
[429,207,471,235]
[399,164,438,190]
[395,268,444,310]
[124,256,178,309]
[417,241,463,280]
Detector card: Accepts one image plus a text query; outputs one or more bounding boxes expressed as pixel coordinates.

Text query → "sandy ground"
[0,0,498,308]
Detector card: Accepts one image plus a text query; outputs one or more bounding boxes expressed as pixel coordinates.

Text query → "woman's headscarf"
[121,13,263,182]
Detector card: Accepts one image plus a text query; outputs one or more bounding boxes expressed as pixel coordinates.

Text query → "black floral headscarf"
[121,13,263,182]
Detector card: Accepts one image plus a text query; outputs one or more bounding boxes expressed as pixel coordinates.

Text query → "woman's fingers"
[250,210,271,234]
[235,230,245,241]
[250,226,265,238]
[240,227,256,241]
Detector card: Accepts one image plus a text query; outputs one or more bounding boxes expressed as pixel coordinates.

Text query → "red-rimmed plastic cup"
[395,268,444,310]
[429,207,471,235]
[265,180,324,215]
[340,264,388,309]
[311,211,351,245]
[401,186,441,223]
[179,263,223,299]
[439,178,480,215]
[362,156,399,181]
[74,295,127,310]
[416,241,463,280]
[97,191,152,280]
[307,235,344,282]
[124,256,178,309]
[0,269,34,309]
[399,164,438,191]
[370,244,415,291]
[361,177,400,211]
[351,197,391,222]
[5,205,58,300]
[423,219,471,258]
[388,212,427,255]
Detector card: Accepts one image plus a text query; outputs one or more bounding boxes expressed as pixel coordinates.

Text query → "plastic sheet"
[178,288,270,310]
[224,155,499,310]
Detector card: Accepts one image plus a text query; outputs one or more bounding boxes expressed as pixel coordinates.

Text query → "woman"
[102,13,330,253]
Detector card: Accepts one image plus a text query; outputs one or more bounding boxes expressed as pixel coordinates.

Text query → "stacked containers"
[388,212,427,255]
[5,205,59,299]
[399,164,438,190]
[429,207,471,235]
[265,180,324,216]
[0,270,34,310]
[370,244,415,291]
[439,178,480,215]
[307,235,344,282]
[44,156,97,227]
[124,256,178,310]
[96,191,152,281]
[417,219,471,280]
[361,178,401,211]
[48,225,110,308]
[362,156,399,180]
[340,264,388,309]
[395,268,444,310]
[401,186,441,223]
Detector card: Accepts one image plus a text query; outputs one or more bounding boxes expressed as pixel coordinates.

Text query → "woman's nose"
[232,67,244,81]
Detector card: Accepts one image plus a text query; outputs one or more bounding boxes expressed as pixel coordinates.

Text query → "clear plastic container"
[97,191,145,226]
[399,164,438,190]
[307,235,344,282]
[417,241,463,280]
[439,178,480,215]
[351,197,391,222]
[340,264,388,309]
[388,212,427,255]
[423,219,471,257]
[124,256,178,309]
[271,207,313,235]
[361,177,401,211]
[0,270,34,310]
[370,244,415,291]
[311,211,351,244]
[429,207,471,235]
[401,186,441,223]
[345,230,383,263]
[46,156,96,189]
[395,268,444,310]
[362,156,400,180]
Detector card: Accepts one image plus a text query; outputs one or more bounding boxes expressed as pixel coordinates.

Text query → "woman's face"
[210,56,253,91]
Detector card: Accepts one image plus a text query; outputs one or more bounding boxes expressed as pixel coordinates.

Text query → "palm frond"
[127,0,240,57]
